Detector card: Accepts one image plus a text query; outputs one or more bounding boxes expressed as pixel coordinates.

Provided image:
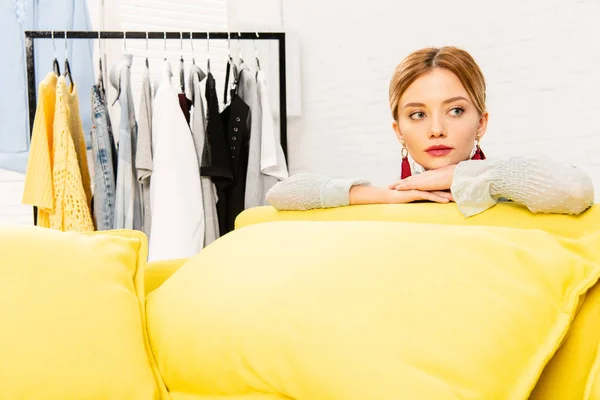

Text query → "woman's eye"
[409,111,425,120]
[449,107,464,116]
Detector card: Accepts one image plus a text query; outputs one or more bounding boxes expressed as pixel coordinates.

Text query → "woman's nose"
[429,118,447,138]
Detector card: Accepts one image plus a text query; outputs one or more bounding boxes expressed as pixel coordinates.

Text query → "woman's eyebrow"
[402,96,470,109]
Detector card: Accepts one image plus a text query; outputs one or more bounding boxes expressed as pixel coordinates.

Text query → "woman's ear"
[392,120,403,143]
[476,112,489,139]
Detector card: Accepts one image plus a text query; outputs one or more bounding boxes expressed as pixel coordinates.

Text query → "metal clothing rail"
[24,30,287,225]
[24,30,288,156]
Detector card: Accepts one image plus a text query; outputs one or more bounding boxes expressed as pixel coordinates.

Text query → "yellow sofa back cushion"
[236,203,600,239]
[0,227,168,400]
[147,220,600,399]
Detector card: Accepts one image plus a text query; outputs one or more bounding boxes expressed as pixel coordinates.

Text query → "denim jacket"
[90,83,117,231]
[1,0,94,173]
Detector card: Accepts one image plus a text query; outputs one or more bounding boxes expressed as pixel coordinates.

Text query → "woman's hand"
[388,189,454,204]
[349,185,453,206]
[389,164,457,194]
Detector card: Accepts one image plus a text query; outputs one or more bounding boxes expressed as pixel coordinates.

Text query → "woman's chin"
[418,157,459,171]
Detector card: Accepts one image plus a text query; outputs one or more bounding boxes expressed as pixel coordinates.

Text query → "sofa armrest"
[145,258,188,296]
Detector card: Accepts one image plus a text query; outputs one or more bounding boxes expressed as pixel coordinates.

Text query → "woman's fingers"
[432,191,455,202]
[389,189,454,204]
[411,190,450,203]
[390,178,417,190]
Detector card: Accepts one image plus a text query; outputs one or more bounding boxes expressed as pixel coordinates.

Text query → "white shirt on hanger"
[257,70,289,182]
[148,61,204,261]
[189,63,219,247]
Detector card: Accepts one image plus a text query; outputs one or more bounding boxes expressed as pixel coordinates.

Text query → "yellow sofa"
[232,203,600,400]
[144,203,600,399]
[1,202,599,399]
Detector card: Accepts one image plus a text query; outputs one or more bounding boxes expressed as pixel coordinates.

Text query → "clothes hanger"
[189,32,196,103]
[224,32,234,106]
[145,32,149,68]
[97,30,105,96]
[253,32,261,72]
[206,32,211,73]
[164,32,167,61]
[179,32,185,93]
[51,31,61,75]
[190,32,195,65]
[237,32,244,65]
[63,31,73,87]
[227,31,235,67]
[110,32,128,106]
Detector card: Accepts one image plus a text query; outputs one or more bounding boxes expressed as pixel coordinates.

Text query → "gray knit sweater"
[265,155,595,217]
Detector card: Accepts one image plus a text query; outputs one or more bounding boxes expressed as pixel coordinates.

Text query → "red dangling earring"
[471,137,486,160]
[401,144,412,179]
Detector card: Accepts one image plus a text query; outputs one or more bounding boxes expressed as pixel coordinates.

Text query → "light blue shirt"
[0,0,94,173]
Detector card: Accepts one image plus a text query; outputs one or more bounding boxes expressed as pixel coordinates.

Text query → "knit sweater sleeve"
[267,156,595,216]
[450,155,595,217]
[265,173,370,210]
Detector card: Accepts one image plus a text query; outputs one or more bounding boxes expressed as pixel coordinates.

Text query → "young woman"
[266,46,595,217]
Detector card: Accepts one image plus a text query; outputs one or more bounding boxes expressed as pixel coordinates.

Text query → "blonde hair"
[388,46,487,121]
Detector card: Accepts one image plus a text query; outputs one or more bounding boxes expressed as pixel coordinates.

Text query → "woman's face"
[392,68,488,170]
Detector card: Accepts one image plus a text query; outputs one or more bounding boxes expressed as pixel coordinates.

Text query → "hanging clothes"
[202,72,232,180]
[53,76,94,231]
[178,94,192,124]
[256,69,289,184]
[1,0,94,173]
[189,64,219,247]
[110,54,142,230]
[237,63,279,209]
[201,61,250,236]
[22,72,57,228]
[22,74,94,232]
[136,64,154,238]
[90,80,118,231]
[149,61,204,261]
[64,80,93,214]
[177,58,192,124]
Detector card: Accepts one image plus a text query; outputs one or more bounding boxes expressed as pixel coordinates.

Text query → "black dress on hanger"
[200,59,250,236]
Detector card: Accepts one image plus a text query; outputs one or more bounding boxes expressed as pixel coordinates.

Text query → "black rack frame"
[24,30,288,224]
[24,30,287,155]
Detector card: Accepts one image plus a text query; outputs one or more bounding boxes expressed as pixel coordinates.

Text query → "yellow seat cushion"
[146,258,188,296]
[0,226,168,400]
[583,345,600,399]
[530,281,600,399]
[147,220,600,399]
[238,203,600,398]
[235,203,600,239]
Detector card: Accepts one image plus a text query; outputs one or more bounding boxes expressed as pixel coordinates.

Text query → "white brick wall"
[278,0,600,197]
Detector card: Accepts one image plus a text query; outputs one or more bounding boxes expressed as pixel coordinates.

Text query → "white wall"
[231,0,600,198]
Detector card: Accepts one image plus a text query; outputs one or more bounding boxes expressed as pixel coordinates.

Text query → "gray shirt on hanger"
[109,53,143,231]
[237,62,279,209]
[136,64,153,238]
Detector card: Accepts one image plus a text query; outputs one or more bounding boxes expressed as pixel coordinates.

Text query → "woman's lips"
[426,145,453,157]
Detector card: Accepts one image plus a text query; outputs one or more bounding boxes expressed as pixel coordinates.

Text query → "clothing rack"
[24,30,288,155]
[24,30,288,224]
